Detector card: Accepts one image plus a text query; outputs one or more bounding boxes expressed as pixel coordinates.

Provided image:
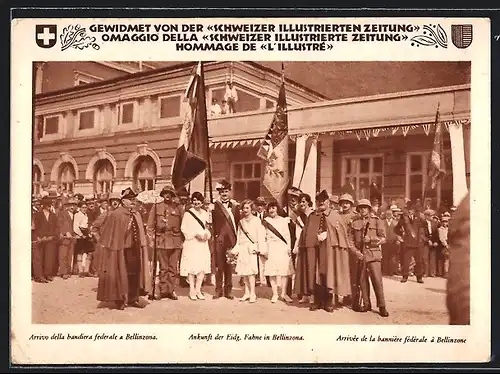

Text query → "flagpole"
[282,62,289,215]
[200,61,214,203]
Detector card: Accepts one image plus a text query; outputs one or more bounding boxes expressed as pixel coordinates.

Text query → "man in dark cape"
[97,188,152,310]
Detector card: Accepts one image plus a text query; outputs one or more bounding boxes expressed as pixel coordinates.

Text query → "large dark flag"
[427,104,446,190]
[171,62,209,191]
[257,75,289,207]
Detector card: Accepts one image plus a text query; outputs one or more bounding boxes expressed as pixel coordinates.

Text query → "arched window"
[59,162,75,193]
[94,159,114,194]
[134,155,156,192]
[32,165,42,195]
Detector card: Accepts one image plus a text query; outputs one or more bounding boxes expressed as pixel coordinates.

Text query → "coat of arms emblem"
[451,25,473,49]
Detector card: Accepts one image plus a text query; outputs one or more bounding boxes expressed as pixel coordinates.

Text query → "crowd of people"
[31,179,456,318]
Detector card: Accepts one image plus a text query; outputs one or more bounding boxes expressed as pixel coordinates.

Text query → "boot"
[324,293,334,313]
[309,286,322,311]
[379,307,389,317]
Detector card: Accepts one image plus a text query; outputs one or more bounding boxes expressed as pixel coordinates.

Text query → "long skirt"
[294,246,317,296]
[97,248,128,303]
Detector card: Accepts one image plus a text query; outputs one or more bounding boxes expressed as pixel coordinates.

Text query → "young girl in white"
[180,192,212,301]
[263,201,294,303]
[231,199,266,303]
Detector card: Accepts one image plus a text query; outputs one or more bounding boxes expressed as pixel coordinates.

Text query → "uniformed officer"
[147,185,183,300]
[350,199,389,317]
[338,193,359,306]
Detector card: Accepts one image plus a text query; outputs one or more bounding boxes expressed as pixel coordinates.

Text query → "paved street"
[32,275,448,325]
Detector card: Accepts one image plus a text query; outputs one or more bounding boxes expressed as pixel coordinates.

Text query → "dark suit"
[395,213,425,279]
[213,200,240,296]
[33,209,59,279]
[381,218,399,275]
[57,209,75,276]
[421,219,440,276]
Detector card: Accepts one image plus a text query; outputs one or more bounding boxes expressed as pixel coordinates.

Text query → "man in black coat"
[33,196,60,282]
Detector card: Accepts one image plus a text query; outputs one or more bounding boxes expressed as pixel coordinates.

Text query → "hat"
[255,196,267,206]
[442,211,451,218]
[99,193,109,202]
[64,197,78,206]
[109,192,121,201]
[390,205,398,211]
[177,186,190,198]
[32,194,41,203]
[287,187,302,198]
[357,198,372,210]
[40,196,52,206]
[339,193,354,205]
[315,190,329,203]
[215,179,231,191]
[441,216,451,222]
[160,185,177,197]
[120,187,137,200]
[450,205,458,212]
[74,193,84,201]
[329,194,339,204]
[85,195,96,203]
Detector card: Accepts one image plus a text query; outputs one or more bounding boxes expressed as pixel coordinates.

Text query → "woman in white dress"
[180,192,211,301]
[263,201,294,303]
[230,199,266,303]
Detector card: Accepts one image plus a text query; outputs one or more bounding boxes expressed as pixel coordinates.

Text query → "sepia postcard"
[11,16,491,365]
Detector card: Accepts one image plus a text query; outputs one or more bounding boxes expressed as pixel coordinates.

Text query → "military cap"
[160,184,177,197]
[357,198,372,210]
[390,204,399,211]
[315,189,329,203]
[339,193,355,205]
[215,179,232,191]
[120,187,137,200]
[254,196,267,206]
[287,186,302,197]
[442,211,451,218]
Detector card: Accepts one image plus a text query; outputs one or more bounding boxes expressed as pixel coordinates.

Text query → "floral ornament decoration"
[60,25,100,51]
[410,24,448,48]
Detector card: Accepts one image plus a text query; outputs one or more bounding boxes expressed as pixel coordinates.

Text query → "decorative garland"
[209,119,471,148]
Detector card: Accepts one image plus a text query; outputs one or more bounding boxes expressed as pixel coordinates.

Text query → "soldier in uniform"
[147,185,183,300]
[338,193,358,306]
[350,199,389,317]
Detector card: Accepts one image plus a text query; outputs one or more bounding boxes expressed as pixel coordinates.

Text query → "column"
[319,135,334,193]
[102,104,111,134]
[142,96,152,128]
[35,63,45,94]
[150,95,159,127]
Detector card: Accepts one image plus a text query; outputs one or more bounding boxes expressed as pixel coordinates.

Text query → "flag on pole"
[428,104,446,190]
[297,135,318,205]
[171,62,209,191]
[257,66,288,207]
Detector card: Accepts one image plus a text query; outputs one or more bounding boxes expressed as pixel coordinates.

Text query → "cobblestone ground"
[32,275,449,325]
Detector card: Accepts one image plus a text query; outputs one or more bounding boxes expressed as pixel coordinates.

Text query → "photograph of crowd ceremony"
[31,61,470,325]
